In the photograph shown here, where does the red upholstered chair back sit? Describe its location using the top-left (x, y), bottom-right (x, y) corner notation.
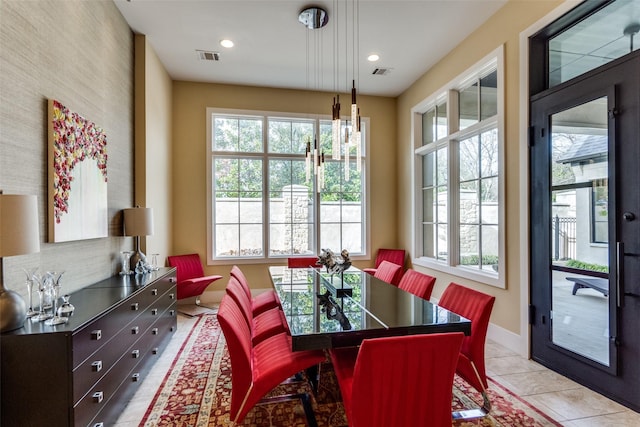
top-left (374, 248), bottom-right (406, 269)
top-left (397, 269), bottom-right (436, 300)
top-left (230, 265), bottom-right (253, 300)
top-left (438, 282), bottom-right (495, 392)
top-left (217, 294), bottom-right (253, 421)
top-left (167, 253), bottom-right (205, 284)
top-left (225, 277), bottom-right (254, 328)
top-left (287, 256), bottom-right (320, 268)
top-left (350, 333), bottom-right (463, 427)
top-left (373, 260), bottom-right (403, 285)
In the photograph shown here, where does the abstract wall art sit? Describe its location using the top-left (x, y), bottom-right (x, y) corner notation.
top-left (48, 99), bottom-right (108, 242)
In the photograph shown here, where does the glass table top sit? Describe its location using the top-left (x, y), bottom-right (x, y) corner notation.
top-left (269, 266), bottom-right (471, 351)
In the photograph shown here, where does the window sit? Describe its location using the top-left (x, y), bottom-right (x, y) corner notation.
top-left (413, 47), bottom-right (504, 287)
top-left (206, 109), bottom-right (367, 263)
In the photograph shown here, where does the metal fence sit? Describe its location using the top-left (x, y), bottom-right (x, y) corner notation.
top-left (553, 215), bottom-right (576, 261)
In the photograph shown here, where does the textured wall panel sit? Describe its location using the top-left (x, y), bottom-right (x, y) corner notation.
top-left (0, 0), bottom-right (134, 297)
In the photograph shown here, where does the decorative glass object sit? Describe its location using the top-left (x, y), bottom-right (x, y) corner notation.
top-left (119, 251), bottom-right (133, 275)
top-left (150, 253), bottom-right (160, 271)
top-left (45, 271), bottom-right (66, 326)
top-left (31, 274), bottom-right (52, 322)
top-left (23, 267), bottom-right (38, 318)
top-left (57, 294), bottom-right (75, 319)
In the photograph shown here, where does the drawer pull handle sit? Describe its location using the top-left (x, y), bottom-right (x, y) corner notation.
top-left (91, 330), bottom-right (102, 341)
top-left (132, 349), bottom-right (140, 358)
top-left (132, 373), bottom-right (140, 382)
top-left (169, 277), bottom-right (176, 283)
top-left (91, 361), bottom-right (103, 372)
top-left (152, 327), bottom-right (159, 335)
top-left (152, 347), bottom-right (159, 355)
top-left (151, 308), bottom-right (158, 316)
top-left (132, 326), bottom-right (139, 334)
top-left (131, 302), bottom-right (139, 311)
top-left (93, 391), bottom-right (104, 403)
top-left (169, 293), bottom-right (175, 299)
top-left (151, 288), bottom-right (158, 296)
top-left (171, 326), bottom-right (175, 332)
top-left (94, 423), bottom-right (104, 427)
top-left (170, 310), bottom-right (175, 316)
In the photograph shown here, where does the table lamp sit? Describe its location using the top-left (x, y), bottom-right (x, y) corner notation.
top-left (123, 206), bottom-right (154, 271)
top-left (0, 193), bottom-right (40, 332)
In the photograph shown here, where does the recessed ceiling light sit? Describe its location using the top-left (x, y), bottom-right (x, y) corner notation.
top-left (367, 54), bottom-right (380, 62)
top-left (220, 39), bottom-right (234, 48)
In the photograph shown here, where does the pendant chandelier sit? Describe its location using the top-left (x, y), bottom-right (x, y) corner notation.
top-left (299, 0), bottom-right (362, 189)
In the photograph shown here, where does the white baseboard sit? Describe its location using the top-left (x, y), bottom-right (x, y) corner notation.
top-left (487, 323), bottom-right (528, 358)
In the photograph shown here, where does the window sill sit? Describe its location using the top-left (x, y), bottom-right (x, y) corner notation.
top-left (412, 257), bottom-right (505, 289)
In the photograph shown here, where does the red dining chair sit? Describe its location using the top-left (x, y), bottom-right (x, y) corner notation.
top-left (372, 260), bottom-right (403, 285)
top-left (167, 253), bottom-right (222, 309)
top-left (287, 256), bottom-right (321, 268)
top-left (230, 265), bottom-right (281, 316)
top-left (397, 268), bottom-right (436, 300)
top-left (363, 248), bottom-right (405, 284)
top-left (330, 333), bottom-right (464, 427)
top-left (225, 277), bottom-right (288, 344)
top-left (217, 294), bottom-right (326, 424)
top-left (438, 282), bottom-right (496, 414)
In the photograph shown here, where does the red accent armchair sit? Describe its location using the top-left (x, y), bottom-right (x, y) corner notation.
top-left (363, 248), bottom-right (405, 285)
top-left (217, 294), bottom-right (325, 424)
top-left (397, 269), bottom-right (436, 300)
top-left (330, 333), bottom-right (464, 426)
top-left (438, 282), bottom-right (496, 413)
top-left (167, 254), bottom-right (222, 307)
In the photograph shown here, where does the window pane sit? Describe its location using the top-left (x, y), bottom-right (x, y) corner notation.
top-left (214, 117), bottom-right (239, 151)
top-left (437, 224), bottom-right (448, 261)
top-left (215, 195), bottom-right (239, 224)
top-left (238, 118), bottom-right (262, 152)
top-left (482, 225), bottom-right (499, 271)
top-left (436, 148), bottom-right (448, 185)
top-left (459, 81), bottom-right (478, 130)
top-left (548, 0), bottom-right (638, 87)
top-left (423, 224), bottom-right (435, 258)
top-left (239, 192), bottom-right (262, 223)
top-left (319, 120), bottom-right (333, 155)
top-left (481, 177), bottom-right (499, 224)
top-left (269, 119), bottom-right (313, 154)
top-left (341, 222), bottom-right (363, 253)
top-left (480, 128), bottom-right (499, 177)
top-left (240, 159), bottom-right (263, 193)
top-left (215, 224), bottom-right (238, 256)
top-left (422, 109), bottom-right (435, 145)
top-left (423, 188), bottom-right (435, 222)
top-left (422, 151), bottom-right (435, 187)
top-left (436, 101), bottom-right (448, 139)
top-left (214, 158), bottom-right (239, 192)
top-left (460, 181), bottom-right (479, 224)
top-left (437, 186), bottom-right (448, 223)
top-left (459, 224), bottom-right (479, 266)
top-left (480, 71), bottom-right (498, 120)
top-left (459, 136), bottom-right (479, 181)
top-left (240, 224), bottom-right (263, 256)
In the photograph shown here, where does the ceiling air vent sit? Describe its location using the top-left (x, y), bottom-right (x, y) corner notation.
top-left (372, 67), bottom-right (391, 76)
top-left (197, 50), bottom-right (220, 61)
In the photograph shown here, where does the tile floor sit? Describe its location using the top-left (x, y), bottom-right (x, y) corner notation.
top-left (115, 304), bottom-right (640, 427)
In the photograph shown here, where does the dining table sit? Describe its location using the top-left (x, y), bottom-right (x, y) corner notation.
top-left (269, 265), bottom-right (472, 351)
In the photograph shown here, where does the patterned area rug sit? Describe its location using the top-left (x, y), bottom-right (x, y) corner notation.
top-left (140, 315), bottom-right (562, 426)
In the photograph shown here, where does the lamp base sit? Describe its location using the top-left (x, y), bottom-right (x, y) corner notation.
top-left (0, 284), bottom-right (27, 333)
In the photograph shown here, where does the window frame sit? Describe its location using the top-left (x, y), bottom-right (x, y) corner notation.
top-left (411, 45), bottom-right (506, 288)
top-left (206, 107), bottom-right (369, 265)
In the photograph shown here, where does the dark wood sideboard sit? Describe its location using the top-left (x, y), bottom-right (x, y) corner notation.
top-left (1, 267), bottom-right (178, 427)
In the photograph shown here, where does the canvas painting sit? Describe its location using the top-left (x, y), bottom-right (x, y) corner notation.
top-left (48, 99), bottom-right (108, 242)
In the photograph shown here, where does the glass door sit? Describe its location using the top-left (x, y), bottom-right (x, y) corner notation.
top-left (529, 52), bottom-right (640, 410)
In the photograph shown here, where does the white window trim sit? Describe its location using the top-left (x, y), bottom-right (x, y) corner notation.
top-left (411, 45), bottom-right (506, 288)
top-left (205, 107), bottom-right (370, 266)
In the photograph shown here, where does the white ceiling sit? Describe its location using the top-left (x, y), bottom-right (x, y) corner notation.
top-left (114, 0), bottom-right (507, 97)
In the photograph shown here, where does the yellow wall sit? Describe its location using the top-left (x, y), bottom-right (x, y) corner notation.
top-left (135, 35), bottom-right (173, 266)
top-left (397, 0), bottom-right (565, 335)
top-left (171, 82), bottom-right (396, 287)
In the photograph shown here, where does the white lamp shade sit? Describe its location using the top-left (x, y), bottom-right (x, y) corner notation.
top-left (0, 194), bottom-right (40, 257)
top-left (123, 207), bottom-right (154, 236)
